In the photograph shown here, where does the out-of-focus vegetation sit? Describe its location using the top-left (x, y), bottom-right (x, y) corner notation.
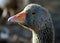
top-left (0, 0), bottom-right (60, 43)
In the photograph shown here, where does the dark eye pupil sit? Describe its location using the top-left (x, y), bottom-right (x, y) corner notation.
top-left (32, 12), bottom-right (36, 14)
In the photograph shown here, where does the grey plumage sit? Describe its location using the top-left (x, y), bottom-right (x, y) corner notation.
top-left (24, 4), bottom-right (55, 43)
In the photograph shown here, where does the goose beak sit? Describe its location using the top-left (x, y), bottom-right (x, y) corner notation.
top-left (8, 11), bottom-right (27, 24)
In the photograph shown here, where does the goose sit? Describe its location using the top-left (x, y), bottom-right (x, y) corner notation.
top-left (8, 4), bottom-right (55, 43)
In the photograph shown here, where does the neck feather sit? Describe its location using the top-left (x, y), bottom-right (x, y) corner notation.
top-left (20, 24), bottom-right (39, 43)
top-left (32, 30), bottom-right (39, 43)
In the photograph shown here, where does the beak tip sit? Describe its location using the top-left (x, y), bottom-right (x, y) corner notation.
top-left (8, 16), bottom-right (14, 22)
top-left (8, 18), bottom-right (10, 22)
top-left (8, 18), bottom-right (11, 23)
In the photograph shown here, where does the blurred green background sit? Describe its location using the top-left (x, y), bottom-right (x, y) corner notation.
top-left (0, 0), bottom-right (60, 43)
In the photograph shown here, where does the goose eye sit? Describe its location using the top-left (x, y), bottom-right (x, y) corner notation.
top-left (32, 12), bottom-right (36, 15)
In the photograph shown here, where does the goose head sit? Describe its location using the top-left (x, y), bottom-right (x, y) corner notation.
top-left (8, 4), bottom-right (52, 32)
top-left (8, 4), bottom-right (54, 43)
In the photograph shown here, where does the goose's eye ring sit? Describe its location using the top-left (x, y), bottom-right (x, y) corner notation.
top-left (32, 12), bottom-right (36, 15)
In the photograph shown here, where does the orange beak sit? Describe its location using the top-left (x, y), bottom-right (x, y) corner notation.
top-left (8, 11), bottom-right (27, 24)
